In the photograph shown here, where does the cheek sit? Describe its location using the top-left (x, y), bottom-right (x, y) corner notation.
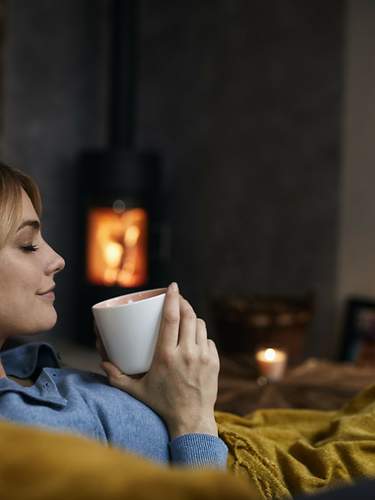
top-left (0, 262), bottom-right (49, 335)
top-left (0, 256), bottom-right (41, 291)
top-left (0, 271), bottom-right (35, 306)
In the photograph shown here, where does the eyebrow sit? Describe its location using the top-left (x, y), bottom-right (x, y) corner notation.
top-left (16, 220), bottom-right (41, 232)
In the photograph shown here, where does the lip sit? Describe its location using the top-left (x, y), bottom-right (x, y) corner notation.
top-left (38, 285), bottom-right (55, 295)
top-left (39, 291), bottom-right (55, 301)
top-left (37, 286), bottom-right (56, 301)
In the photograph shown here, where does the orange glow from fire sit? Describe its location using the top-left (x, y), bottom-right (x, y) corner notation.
top-left (86, 207), bottom-right (148, 287)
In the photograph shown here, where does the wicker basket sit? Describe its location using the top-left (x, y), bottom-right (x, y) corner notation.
top-left (211, 294), bottom-right (314, 366)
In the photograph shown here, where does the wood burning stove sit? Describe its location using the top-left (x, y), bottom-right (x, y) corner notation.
top-left (76, 150), bottom-right (168, 346)
top-left (75, 1), bottom-right (170, 346)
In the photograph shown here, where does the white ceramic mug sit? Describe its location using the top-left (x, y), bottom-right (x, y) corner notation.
top-left (92, 287), bottom-right (167, 375)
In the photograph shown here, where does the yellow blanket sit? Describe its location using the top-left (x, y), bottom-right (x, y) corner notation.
top-left (0, 418), bottom-right (258, 500)
top-left (216, 383), bottom-right (375, 499)
top-left (2, 384), bottom-right (375, 499)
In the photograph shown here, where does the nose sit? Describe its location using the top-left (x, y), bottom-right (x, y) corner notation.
top-left (46, 245), bottom-right (65, 276)
top-left (55, 252), bottom-right (66, 274)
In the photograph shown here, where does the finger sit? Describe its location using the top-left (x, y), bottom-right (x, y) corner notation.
top-left (156, 282), bottom-right (180, 350)
top-left (101, 361), bottom-right (143, 390)
top-left (207, 339), bottom-right (220, 364)
top-left (93, 321), bottom-right (101, 343)
top-left (93, 320), bottom-right (110, 361)
top-left (207, 338), bottom-right (218, 352)
top-left (178, 296), bottom-right (197, 348)
top-left (101, 361), bottom-right (123, 378)
top-left (195, 318), bottom-right (208, 345)
top-left (95, 338), bottom-right (109, 361)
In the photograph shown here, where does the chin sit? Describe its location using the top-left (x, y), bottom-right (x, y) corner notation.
top-left (42, 310), bottom-right (58, 331)
top-left (31, 309), bottom-right (58, 334)
top-left (1, 308), bottom-right (58, 339)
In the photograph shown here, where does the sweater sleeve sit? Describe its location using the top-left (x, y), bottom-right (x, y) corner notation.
top-left (169, 433), bottom-right (228, 469)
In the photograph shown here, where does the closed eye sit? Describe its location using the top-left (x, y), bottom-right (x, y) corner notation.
top-left (21, 244), bottom-right (39, 252)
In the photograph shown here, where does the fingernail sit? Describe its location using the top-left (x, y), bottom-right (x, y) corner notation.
top-left (169, 282), bottom-right (178, 292)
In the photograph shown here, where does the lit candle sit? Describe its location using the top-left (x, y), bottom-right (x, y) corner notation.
top-left (255, 348), bottom-right (288, 382)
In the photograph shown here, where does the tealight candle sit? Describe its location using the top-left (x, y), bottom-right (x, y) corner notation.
top-left (255, 348), bottom-right (288, 382)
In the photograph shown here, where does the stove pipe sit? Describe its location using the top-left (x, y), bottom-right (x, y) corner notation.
top-left (110, 0), bottom-right (138, 148)
top-left (75, 0), bottom-right (168, 346)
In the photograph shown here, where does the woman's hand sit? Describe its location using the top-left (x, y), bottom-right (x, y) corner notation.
top-left (94, 322), bottom-right (109, 363)
top-left (101, 282), bottom-right (220, 440)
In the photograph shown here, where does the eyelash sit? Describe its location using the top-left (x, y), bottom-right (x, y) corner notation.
top-left (22, 244), bottom-right (39, 253)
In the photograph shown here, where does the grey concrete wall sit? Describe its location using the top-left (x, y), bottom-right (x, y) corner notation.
top-left (0, 0), bottom-right (345, 357)
top-left (137, 0), bottom-right (345, 357)
top-left (336, 0), bottom-right (375, 330)
top-left (0, 0), bottom-right (110, 342)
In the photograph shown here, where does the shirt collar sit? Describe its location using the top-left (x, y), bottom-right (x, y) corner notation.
top-left (0, 342), bottom-right (61, 378)
top-left (0, 342), bottom-right (67, 407)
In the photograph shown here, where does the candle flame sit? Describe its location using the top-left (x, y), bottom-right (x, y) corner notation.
top-left (264, 348), bottom-right (276, 362)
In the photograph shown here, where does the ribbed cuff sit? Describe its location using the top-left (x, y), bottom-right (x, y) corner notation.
top-left (169, 433), bottom-right (228, 469)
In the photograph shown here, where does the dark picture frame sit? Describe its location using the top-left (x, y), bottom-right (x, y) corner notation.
top-left (340, 297), bottom-right (375, 363)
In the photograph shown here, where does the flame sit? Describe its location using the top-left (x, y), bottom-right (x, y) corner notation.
top-left (104, 241), bottom-right (123, 268)
top-left (264, 348), bottom-right (276, 362)
top-left (86, 206), bottom-right (148, 287)
top-left (124, 225), bottom-right (140, 247)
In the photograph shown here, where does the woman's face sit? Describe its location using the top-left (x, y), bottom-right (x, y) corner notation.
top-left (0, 189), bottom-right (65, 340)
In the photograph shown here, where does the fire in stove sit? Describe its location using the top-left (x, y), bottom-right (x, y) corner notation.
top-left (86, 204), bottom-right (148, 288)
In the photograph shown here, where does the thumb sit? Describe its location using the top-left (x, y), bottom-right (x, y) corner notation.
top-left (101, 361), bottom-right (142, 397)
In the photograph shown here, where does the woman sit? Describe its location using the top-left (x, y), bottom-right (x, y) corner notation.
top-left (0, 162), bottom-right (228, 468)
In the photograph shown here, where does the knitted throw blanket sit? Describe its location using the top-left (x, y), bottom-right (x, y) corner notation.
top-left (216, 384), bottom-right (375, 499)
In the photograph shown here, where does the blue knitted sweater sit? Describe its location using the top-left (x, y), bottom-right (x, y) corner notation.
top-left (0, 342), bottom-right (228, 468)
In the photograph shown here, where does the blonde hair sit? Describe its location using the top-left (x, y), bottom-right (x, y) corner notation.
top-left (0, 162), bottom-right (42, 248)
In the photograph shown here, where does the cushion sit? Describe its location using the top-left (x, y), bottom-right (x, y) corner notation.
top-left (0, 419), bottom-right (258, 500)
